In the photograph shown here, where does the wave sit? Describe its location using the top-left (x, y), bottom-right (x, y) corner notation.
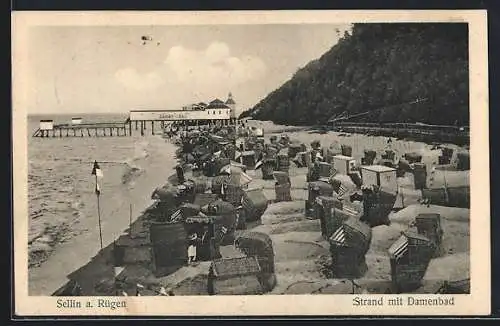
top-left (120, 140), bottom-right (152, 185)
top-left (131, 140), bottom-right (150, 161)
top-left (121, 161), bottom-right (144, 185)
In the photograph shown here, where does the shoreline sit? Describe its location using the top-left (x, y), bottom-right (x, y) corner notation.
top-left (29, 135), bottom-right (178, 295)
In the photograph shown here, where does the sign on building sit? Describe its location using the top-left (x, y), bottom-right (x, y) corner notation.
top-left (129, 109), bottom-right (231, 121)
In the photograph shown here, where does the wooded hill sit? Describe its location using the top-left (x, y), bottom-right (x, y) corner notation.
top-left (240, 23), bottom-right (469, 126)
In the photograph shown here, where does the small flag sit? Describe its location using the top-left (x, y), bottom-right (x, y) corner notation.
top-left (221, 226), bottom-right (228, 234)
top-left (91, 160), bottom-right (103, 178)
top-left (255, 160), bottom-right (263, 170)
top-left (91, 160), bottom-right (103, 195)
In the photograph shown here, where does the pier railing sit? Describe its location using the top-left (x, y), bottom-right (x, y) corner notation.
top-left (32, 121), bottom-right (132, 138)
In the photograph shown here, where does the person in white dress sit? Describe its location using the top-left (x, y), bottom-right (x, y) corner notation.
top-left (187, 233), bottom-right (198, 264)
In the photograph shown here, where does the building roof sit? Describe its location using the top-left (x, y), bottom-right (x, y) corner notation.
top-left (212, 256), bottom-right (261, 277)
top-left (209, 99), bottom-right (225, 105)
top-left (206, 101), bottom-right (230, 109)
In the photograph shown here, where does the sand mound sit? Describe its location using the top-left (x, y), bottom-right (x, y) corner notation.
top-left (370, 224), bottom-right (409, 253)
top-left (270, 231), bottom-right (328, 262)
top-left (364, 254), bottom-right (392, 280)
top-left (275, 259), bottom-right (321, 275)
top-left (281, 280), bottom-right (333, 294)
top-left (390, 204), bottom-right (470, 223)
top-left (261, 213), bottom-right (308, 226)
top-left (424, 252), bottom-right (470, 281)
top-left (263, 201), bottom-right (306, 215)
top-left (173, 274), bottom-right (209, 295)
top-left (269, 220), bottom-right (321, 234)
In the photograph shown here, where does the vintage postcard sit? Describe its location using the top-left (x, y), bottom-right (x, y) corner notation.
top-left (12, 10), bottom-right (490, 316)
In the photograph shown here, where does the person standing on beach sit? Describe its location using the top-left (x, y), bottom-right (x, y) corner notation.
top-left (187, 233), bottom-right (198, 265)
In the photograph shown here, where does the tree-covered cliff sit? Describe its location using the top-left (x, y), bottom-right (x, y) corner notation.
top-left (240, 23), bottom-right (469, 126)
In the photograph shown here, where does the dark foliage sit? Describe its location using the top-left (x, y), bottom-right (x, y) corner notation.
top-left (240, 23), bottom-right (468, 126)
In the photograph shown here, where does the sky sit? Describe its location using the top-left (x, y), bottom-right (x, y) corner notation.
top-left (26, 24), bottom-right (351, 115)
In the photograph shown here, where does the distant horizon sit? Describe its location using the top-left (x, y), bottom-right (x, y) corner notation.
top-left (28, 112), bottom-right (129, 117)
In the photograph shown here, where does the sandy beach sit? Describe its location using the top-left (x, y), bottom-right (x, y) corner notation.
top-left (171, 121), bottom-right (469, 295)
top-left (31, 118), bottom-right (470, 296)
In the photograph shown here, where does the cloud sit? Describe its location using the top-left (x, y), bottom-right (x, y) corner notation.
top-left (164, 42), bottom-right (266, 88)
top-left (115, 67), bottom-right (163, 91)
top-left (114, 41), bottom-right (266, 98)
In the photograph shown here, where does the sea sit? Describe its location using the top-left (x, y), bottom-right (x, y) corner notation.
top-left (27, 113), bottom-right (178, 295)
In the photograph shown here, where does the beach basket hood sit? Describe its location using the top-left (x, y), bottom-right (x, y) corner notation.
top-left (219, 163), bottom-right (245, 175)
top-left (234, 231), bottom-right (275, 274)
top-left (151, 186), bottom-right (176, 201)
top-left (230, 171), bottom-right (253, 186)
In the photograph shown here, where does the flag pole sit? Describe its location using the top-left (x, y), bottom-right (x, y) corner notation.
top-left (96, 173), bottom-right (103, 250)
top-left (129, 203), bottom-right (132, 237)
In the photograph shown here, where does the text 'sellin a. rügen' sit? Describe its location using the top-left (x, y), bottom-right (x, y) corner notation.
top-left (57, 298), bottom-right (127, 310)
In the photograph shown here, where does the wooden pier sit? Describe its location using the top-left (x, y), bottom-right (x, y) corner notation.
top-left (33, 117), bottom-right (237, 138)
top-left (32, 121), bottom-right (132, 138)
